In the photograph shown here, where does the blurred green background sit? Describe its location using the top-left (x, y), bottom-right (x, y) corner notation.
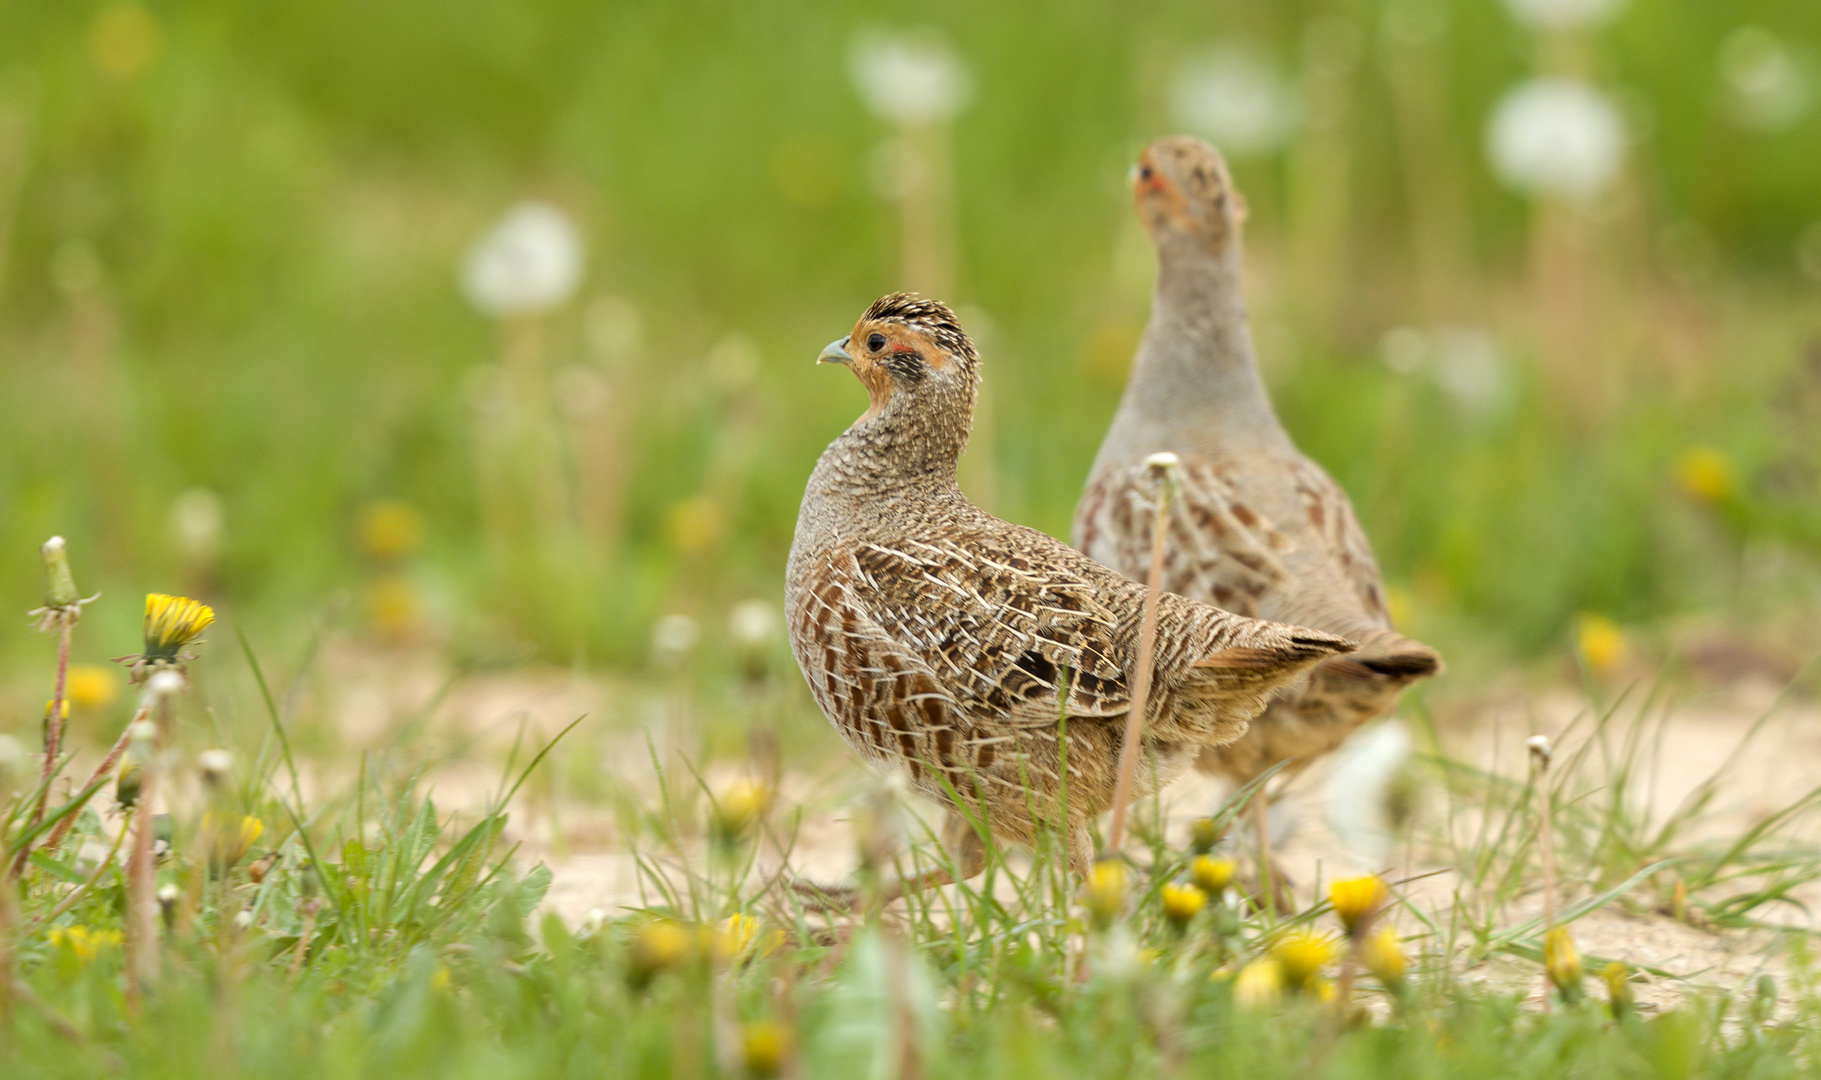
top-left (1, 0), bottom-right (1817, 689)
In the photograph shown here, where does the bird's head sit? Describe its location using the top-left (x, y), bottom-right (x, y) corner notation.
top-left (819, 293), bottom-right (979, 432)
top-left (1130, 136), bottom-right (1247, 257)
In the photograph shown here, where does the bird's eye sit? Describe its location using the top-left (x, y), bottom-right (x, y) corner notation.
top-left (1139, 166), bottom-right (1153, 181)
top-left (867, 333), bottom-right (886, 352)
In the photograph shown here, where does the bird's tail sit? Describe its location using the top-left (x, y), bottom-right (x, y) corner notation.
top-left (1164, 622), bottom-right (1356, 746)
top-left (1310, 628), bottom-right (1441, 686)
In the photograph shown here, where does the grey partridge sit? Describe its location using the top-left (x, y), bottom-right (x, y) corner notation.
top-left (786, 293), bottom-right (1354, 897)
top-left (1073, 137), bottom-right (1441, 833)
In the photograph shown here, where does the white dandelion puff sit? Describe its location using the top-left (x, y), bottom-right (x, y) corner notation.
top-left (1170, 44), bottom-right (1300, 157)
top-left (1721, 26), bottom-right (1815, 133)
top-left (1500, 0), bottom-right (1624, 32)
top-left (1487, 77), bottom-right (1625, 201)
top-left (848, 29), bottom-right (972, 126)
top-left (461, 201), bottom-right (584, 317)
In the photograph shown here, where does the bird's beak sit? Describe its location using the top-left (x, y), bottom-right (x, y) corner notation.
top-left (818, 337), bottom-right (852, 365)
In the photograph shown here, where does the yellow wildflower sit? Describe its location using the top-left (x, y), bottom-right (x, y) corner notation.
top-left (1329, 875), bottom-right (1388, 936)
top-left (359, 500), bottom-right (425, 561)
top-left (1191, 855), bottom-right (1235, 896)
top-left (365, 574), bottom-right (421, 639)
top-left (712, 781), bottom-right (770, 840)
top-left (706, 913), bottom-right (778, 963)
top-left (1544, 925), bottom-right (1584, 1001)
top-left (629, 920), bottom-right (692, 986)
top-left (666, 495), bottom-right (726, 554)
top-left (1362, 927), bottom-right (1407, 989)
top-left (1188, 817), bottom-right (1221, 854)
top-left (1602, 961), bottom-right (1632, 1018)
top-left (1161, 883), bottom-right (1207, 926)
top-left (48, 925), bottom-right (123, 964)
top-left (204, 813), bottom-right (264, 872)
top-left (1082, 859), bottom-right (1127, 928)
top-left (1233, 958), bottom-right (1283, 1009)
top-left (1575, 614), bottom-right (1628, 677)
top-left (1270, 931), bottom-right (1337, 991)
top-left (1674, 446), bottom-right (1734, 503)
top-left (132, 593), bottom-right (214, 679)
top-left (741, 1019), bottom-right (793, 1077)
top-left (67, 664), bottom-right (120, 710)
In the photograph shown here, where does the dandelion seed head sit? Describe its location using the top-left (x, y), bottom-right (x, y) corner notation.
top-left (1487, 78), bottom-right (1625, 201)
top-left (849, 29), bottom-right (972, 125)
top-left (146, 670), bottom-right (186, 700)
top-left (171, 488), bottom-right (225, 564)
top-left (1500, 0), bottom-right (1624, 31)
top-left (1721, 26), bottom-right (1814, 131)
top-left (1170, 45), bottom-right (1300, 157)
top-left (461, 201), bottom-right (584, 317)
top-left (198, 748), bottom-right (233, 783)
top-left (650, 614), bottom-right (700, 668)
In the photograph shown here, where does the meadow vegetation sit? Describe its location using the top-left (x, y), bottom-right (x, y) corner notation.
top-left (2, 0), bottom-right (1820, 1075)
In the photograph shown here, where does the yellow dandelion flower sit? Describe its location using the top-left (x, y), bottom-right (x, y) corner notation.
top-left (1270, 931), bottom-right (1337, 990)
top-left (67, 664), bottom-right (120, 710)
top-left (741, 1019), bottom-right (793, 1077)
top-left (365, 574), bottom-right (421, 639)
top-left (1362, 927), bottom-right (1407, 989)
top-left (629, 920), bottom-right (692, 985)
top-left (1191, 855), bottom-right (1235, 896)
top-left (666, 495), bottom-right (726, 554)
top-left (204, 813), bottom-right (263, 872)
top-left (1575, 613), bottom-right (1628, 677)
top-left (1233, 958), bottom-right (1283, 1009)
top-left (711, 781), bottom-right (770, 840)
top-left (1674, 446), bottom-right (1734, 503)
top-left (705, 912), bottom-right (773, 963)
top-left (1329, 875), bottom-right (1389, 936)
top-left (1602, 961), bottom-right (1632, 1018)
top-left (1082, 859), bottom-right (1127, 928)
top-left (1161, 882), bottom-right (1207, 926)
top-left (1544, 925), bottom-right (1584, 1001)
top-left (359, 500), bottom-right (425, 561)
top-left (48, 925), bottom-right (123, 964)
top-left (141, 593), bottom-right (214, 664)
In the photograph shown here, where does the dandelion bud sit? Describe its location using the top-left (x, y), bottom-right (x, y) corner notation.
top-left (198, 748), bottom-right (233, 787)
top-left (1544, 926), bottom-right (1584, 1001)
top-left (1362, 927), bottom-right (1407, 989)
top-left (1269, 931), bottom-right (1337, 992)
top-left (712, 780), bottom-right (769, 841)
top-left (115, 763), bottom-right (144, 809)
top-left (41, 536), bottom-right (81, 609)
top-left (1161, 882), bottom-right (1207, 927)
top-left (1329, 875), bottom-right (1389, 937)
top-left (1190, 855), bottom-right (1235, 896)
top-left (628, 920), bottom-right (692, 987)
top-left (1188, 816), bottom-right (1221, 854)
top-left (1082, 859), bottom-right (1127, 929)
top-left (741, 1019), bottom-right (793, 1077)
top-left (1602, 961), bottom-right (1632, 1018)
top-left (137, 595), bottom-right (214, 679)
top-left (205, 813), bottom-right (264, 875)
top-left (1525, 734), bottom-right (1553, 767)
top-left (1143, 451), bottom-right (1182, 501)
top-left (1233, 958), bottom-right (1283, 1009)
top-left (156, 882), bottom-right (180, 930)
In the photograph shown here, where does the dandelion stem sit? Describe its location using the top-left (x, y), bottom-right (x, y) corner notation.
top-left (11, 621), bottom-right (76, 880)
top-left (1106, 462), bottom-right (1175, 857)
top-left (40, 708), bottom-right (141, 857)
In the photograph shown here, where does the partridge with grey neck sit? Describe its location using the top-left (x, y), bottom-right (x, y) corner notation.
top-left (787, 293), bottom-right (1354, 900)
top-left (1074, 137), bottom-right (1441, 816)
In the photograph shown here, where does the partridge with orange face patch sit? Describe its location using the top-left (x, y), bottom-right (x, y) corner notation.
top-left (1075, 137), bottom-right (1440, 832)
top-left (786, 293), bottom-right (1355, 902)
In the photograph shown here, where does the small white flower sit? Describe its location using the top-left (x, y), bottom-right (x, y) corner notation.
top-left (156, 882), bottom-right (180, 904)
top-left (172, 488), bottom-right (224, 564)
top-left (1170, 44), bottom-right (1300, 157)
top-left (1487, 77), bottom-right (1625, 201)
top-left (849, 29), bottom-right (972, 125)
top-left (728, 600), bottom-right (778, 652)
top-left (234, 909), bottom-right (253, 930)
top-left (198, 748), bottom-right (233, 782)
top-left (1500, 0), bottom-right (1624, 31)
top-left (651, 614), bottom-right (700, 667)
top-left (581, 908), bottom-right (607, 935)
top-left (461, 201), bottom-right (584, 317)
top-left (1721, 27), bottom-right (1815, 132)
top-left (147, 670), bottom-right (186, 700)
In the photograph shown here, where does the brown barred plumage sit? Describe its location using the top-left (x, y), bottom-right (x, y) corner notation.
top-left (788, 294), bottom-right (1354, 894)
top-left (1074, 137), bottom-right (1442, 802)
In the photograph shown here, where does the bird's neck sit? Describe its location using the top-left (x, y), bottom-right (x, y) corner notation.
top-left (1119, 238), bottom-right (1288, 452)
top-left (806, 394), bottom-right (972, 504)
